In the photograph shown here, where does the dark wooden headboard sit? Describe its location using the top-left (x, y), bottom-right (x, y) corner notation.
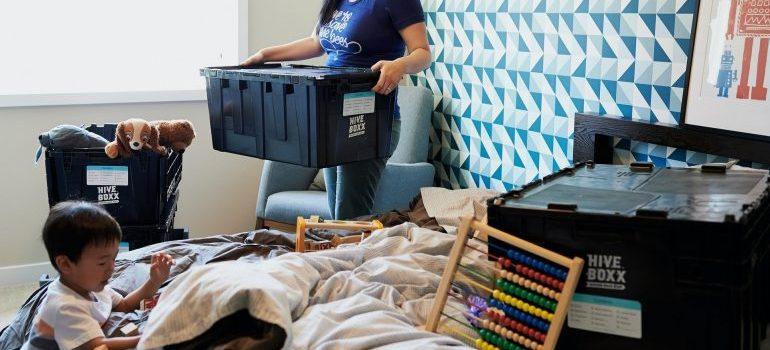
top-left (573, 113), bottom-right (770, 165)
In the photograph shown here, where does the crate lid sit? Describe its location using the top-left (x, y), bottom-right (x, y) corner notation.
top-left (494, 163), bottom-right (770, 224)
top-left (200, 63), bottom-right (378, 84)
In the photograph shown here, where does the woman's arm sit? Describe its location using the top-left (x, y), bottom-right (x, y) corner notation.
top-left (241, 34), bottom-right (324, 66)
top-left (371, 22), bottom-right (432, 94)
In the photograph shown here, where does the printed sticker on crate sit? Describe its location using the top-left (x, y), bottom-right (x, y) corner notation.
top-left (567, 293), bottom-right (642, 339)
top-left (86, 165), bottom-right (129, 186)
top-left (342, 91), bottom-right (375, 116)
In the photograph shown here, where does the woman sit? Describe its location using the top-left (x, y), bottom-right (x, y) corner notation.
top-left (243, 0), bottom-right (432, 220)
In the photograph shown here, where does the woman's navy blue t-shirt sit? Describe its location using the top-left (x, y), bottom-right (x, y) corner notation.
top-left (317, 0), bottom-right (425, 68)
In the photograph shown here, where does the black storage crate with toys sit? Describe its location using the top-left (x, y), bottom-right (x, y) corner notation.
top-left (44, 123), bottom-right (184, 248)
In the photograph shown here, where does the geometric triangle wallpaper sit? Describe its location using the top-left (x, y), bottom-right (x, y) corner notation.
top-left (407, 0), bottom-right (759, 191)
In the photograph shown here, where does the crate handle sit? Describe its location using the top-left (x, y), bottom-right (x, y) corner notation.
top-left (348, 82), bottom-right (375, 91)
top-left (547, 203), bottom-right (578, 211)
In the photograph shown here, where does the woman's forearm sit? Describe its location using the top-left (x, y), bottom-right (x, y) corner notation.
top-left (259, 37), bottom-right (325, 62)
top-left (394, 47), bottom-right (432, 74)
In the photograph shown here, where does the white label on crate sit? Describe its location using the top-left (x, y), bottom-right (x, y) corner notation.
top-left (119, 242), bottom-right (130, 253)
top-left (348, 115), bottom-right (366, 138)
top-left (342, 91), bottom-right (375, 116)
top-left (87, 165), bottom-right (128, 186)
top-left (568, 293), bottom-right (642, 339)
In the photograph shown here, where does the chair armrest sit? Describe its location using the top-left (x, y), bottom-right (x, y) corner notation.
top-left (256, 161), bottom-right (319, 218)
top-left (372, 162), bottom-right (435, 214)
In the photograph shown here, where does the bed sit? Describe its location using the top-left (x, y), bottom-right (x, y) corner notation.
top-left (0, 191), bottom-right (494, 350)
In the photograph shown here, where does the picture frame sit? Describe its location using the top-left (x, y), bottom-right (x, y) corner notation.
top-left (683, 0), bottom-right (770, 138)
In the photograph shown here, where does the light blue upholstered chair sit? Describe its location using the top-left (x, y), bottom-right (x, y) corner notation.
top-left (255, 85), bottom-right (435, 228)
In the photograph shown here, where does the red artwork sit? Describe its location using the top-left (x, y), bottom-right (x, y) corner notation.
top-left (725, 0), bottom-right (770, 100)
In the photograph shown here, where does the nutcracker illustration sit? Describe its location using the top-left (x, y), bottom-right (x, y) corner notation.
top-left (717, 48), bottom-right (738, 97)
top-left (725, 0), bottom-right (770, 100)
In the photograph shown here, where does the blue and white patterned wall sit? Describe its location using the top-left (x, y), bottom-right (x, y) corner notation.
top-left (409, 0), bottom-right (735, 191)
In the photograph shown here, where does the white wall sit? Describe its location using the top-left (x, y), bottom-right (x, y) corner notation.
top-left (0, 0), bottom-right (321, 280)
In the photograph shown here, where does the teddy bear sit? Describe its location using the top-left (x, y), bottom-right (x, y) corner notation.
top-left (105, 118), bottom-right (196, 159)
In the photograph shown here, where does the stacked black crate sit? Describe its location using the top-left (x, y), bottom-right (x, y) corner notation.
top-left (44, 124), bottom-right (187, 250)
top-left (488, 163), bottom-right (770, 350)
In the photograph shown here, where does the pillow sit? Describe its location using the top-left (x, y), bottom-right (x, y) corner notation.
top-left (308, 170), bottom-right (326, 191)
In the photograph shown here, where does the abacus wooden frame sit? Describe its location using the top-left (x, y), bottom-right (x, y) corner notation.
top-left (295, 216), bottom-right (384, 253)
top-left (426, 217), bottom-right (584, 350)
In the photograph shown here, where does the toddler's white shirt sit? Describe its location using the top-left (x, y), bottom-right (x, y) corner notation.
top-left (35, 278), bottom-right (122, 349)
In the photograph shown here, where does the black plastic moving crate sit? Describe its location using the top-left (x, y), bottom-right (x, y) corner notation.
top-left (200, 64), bottom-right (396, 168)
top-left (487, 162), bottom-right (770, 350)
top-left (120, 192), bottom-right (187, 250)
top-left (45, 124), bottom-right (183, 226)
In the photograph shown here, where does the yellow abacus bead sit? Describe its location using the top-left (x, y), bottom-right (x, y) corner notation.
top-left (506, 295), bottom-right (514, 304)
top-left (555, 292), bottom-right (561, 299)
top-left (547, 313), bottom-right (554, 321)
top-left (475, 338), bottom-right (483, 348)
top-left (493, 290), bottom-right (500, 299)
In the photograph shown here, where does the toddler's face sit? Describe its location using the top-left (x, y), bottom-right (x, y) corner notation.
top-left (65, 240), bottom-right (119, 293)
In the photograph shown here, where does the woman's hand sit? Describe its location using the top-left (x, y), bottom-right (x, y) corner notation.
top-left (241, 50), bottom-right (265, 66)
top-left (149, 252), bottom-right (174, 286)
top-left (371, 59), bottom-right (406, 95)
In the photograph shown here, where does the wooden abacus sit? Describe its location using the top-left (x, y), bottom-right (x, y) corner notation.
top-left (426, 217), bottom-right (584, 350)
top-left (295, 216), bottom-right (383, 253)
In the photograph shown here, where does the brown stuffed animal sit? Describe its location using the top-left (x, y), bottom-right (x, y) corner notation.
top-left (105, 118), bottom-right (195, 159)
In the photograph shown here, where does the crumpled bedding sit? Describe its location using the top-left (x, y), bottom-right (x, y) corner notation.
top-left (138, 223), bottom-right (475, 350)
top-left (0, 231), bottom-right (295, 350)
top-left (0, 194), bottom-right (474, 349)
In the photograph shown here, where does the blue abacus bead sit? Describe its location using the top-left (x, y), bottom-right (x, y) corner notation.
top-left (507, 250), bottom-right (515, 259)
top-left (545, 265), bottom-right (554, 274)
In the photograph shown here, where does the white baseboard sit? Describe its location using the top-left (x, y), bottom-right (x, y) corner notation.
top-left (0, 262), bottom-right (56, 287)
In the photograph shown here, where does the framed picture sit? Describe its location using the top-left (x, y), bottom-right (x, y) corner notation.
top-left (684, 0), bottom-right (770, 138)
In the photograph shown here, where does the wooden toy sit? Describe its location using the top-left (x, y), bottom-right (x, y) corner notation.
top-left (295, 216), bottom-right (383, 253)
top-left (426, 217), bottom-right (584, 350)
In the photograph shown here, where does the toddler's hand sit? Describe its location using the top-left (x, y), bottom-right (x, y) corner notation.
top-left (149, 252), bottom-right (174, 286)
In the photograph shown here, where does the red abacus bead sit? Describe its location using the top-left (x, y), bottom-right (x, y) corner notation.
top-left (505, 259), bottom-right (513, 268)
top-left (516, 324), bottom-right (525, 332)
top-left (558, 281), bottom-right (565, 290)
top-left (528, 329), bottom-right (536, 338)
top-left (540, 334), bottom-right (546, 342)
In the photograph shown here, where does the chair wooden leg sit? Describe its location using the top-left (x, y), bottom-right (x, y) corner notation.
top-left (255, 217), bottom-right (265, 230)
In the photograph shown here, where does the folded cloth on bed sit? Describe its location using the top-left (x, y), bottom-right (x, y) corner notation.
top-left (138, 224), bottom-right (474, 350)
top-left (420, 187), bottom-right (501, 229)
